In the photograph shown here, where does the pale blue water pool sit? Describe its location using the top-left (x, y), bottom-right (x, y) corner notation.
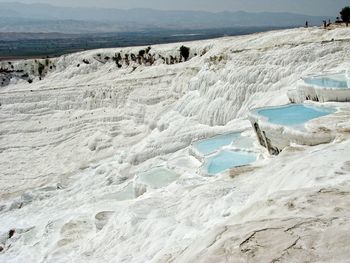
top-left (256, 104), bottom-right (336, 127)
top-left (194, 133), bottom-right (243, 155)
top-left (304, 74), bottom-right (349, 89)
top-left (206, 150), bottom-right (256, 175)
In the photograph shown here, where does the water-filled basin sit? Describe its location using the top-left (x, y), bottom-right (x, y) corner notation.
top-left (194, 132), bottom-right (252, 155)
top-left (256, 104), bottom-right (335, 127)
top-left (136, 167), bottom-right (179, 189)
top-left (206, 150), bottom-right (256, 175)
top-left (113, 183), bottom-right (135, 201)
top-left (304, 74), bottom-right (349, 89)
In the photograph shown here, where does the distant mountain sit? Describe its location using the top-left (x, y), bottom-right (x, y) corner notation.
top-left (0, 2), bottom-right (334, 33)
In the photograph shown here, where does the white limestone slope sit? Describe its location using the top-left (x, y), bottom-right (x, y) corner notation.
top-left (1, 27), bottom-right (350, 262)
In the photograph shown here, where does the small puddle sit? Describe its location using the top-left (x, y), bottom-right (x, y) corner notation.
top-left (113, 183), bottom-right (135, 201)
top-left (135, 167), bottom-right (179, 189)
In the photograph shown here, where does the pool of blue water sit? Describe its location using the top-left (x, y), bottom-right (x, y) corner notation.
top-left (194, 133), bottom-right (242, 155)
top-left (256, 104), bottom-right (336, 127)
top-left (206, 150), bottom-right (256, 175)
top-left (304, 74), bottom-right (349, 89)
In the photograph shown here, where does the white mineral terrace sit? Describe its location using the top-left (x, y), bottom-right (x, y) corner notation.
top-left (1, 27), bottom-right (350, 262)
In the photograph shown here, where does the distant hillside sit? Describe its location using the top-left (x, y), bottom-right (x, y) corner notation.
top-left (0, 27), bottom-right (288, 59)
top-left (0, 2), bottom-right (334, 33)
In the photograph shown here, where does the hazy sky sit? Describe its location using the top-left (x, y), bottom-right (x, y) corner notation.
top-left (1, 0), bottom-right (349, 16)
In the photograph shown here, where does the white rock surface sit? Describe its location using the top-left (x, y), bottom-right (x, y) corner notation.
top-left (1, 27), bottom-right (350, 262)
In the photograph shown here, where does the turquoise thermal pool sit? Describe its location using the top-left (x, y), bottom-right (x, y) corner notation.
top-left (206, 150), bottom-right (257, 175)
top-left (255, 104), bottom-right (336, 127)
top-left (194, 132), bottom-right (252, 155)
top-left (304, 74), bottom-right (349, 89)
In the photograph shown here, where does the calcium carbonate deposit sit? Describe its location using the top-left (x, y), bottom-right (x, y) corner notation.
top-left (1, 27), bottom-right (350, 262)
